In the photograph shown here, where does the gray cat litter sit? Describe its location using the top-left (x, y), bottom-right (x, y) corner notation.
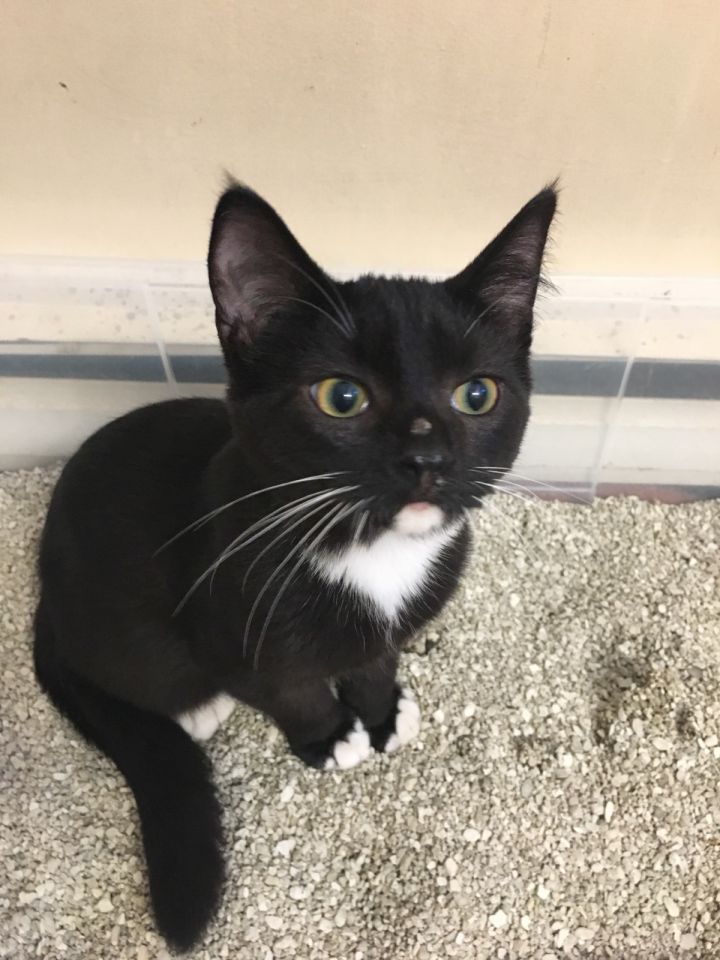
top-left (1, 465), bottom-right (719, 959)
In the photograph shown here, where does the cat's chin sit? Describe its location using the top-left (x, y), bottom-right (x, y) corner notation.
top-left (392, 502), bottom-right (446, 537)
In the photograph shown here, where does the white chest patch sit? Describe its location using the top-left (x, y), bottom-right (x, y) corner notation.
top-left (310, 519), bottom-right (464, 621)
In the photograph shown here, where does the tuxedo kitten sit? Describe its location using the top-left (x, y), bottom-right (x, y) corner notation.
top-left (34, 182), bottom-right (556, 949)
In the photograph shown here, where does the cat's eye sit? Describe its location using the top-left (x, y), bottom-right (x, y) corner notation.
top-left (451, 377), bottom-right (498, 415)
top-left (312, 378), bottom-right (369, 418)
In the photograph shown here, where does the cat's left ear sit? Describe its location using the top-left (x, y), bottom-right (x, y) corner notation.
top-left (445, 184), bottom-right (558, 335)
top-left (208, 182), bottom-right (330, 349)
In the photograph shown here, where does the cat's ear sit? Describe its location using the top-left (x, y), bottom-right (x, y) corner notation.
top-left (208, 183), bottom-right (326, 348)
top-left (445, 184), bottom-right (558, 335)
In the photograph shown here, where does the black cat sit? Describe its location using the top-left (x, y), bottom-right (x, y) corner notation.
top-left (33, 181), bottom-right (556, 950)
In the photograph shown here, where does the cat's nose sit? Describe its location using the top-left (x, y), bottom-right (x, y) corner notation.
top-left (400, 452), bottom-right (454, 477)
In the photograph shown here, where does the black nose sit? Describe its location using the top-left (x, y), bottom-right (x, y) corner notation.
top-left (400, 452), bottom-right (453, 477)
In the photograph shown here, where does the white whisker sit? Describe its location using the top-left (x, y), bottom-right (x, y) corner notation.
top-left (155, 471), bottom-right (347, 554)
top-left (241, 495), bottom-right (346, 591)
top-left (473, 472), bottom-right (548, 505)
top-left (352, 508), bottom-right (370, 546)
top-left (325, 276), bottom-right (355, 336)
top-left (209, 486), bottom-right (357, 593)
top-left (470, 478), bottom-right (540, 509)
top-left (474, 467), bottom-right (589, 504)
top-left (209, 486), bottom-right (350, 565)
top-left (173, 486), bottom-right (357, 615)
top-left (274, 295), bottom-right (349, 339)
top-left (462, 294), bottom-right (516, 339)
top-left (251, 499), bottom-right (368, 669)
top-left (243, 501), bottom-right (345, 659)
top-left (274, 254), bottom-right (355, 337)
top-left (492, 478), bottom-right (544, 502)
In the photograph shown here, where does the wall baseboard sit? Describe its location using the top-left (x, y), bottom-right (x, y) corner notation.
top-left (1, 256), bottom-right (718, 494)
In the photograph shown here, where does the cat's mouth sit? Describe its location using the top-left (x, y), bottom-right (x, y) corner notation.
top-left (393, 501), bottom-right (446, 537)
top-left (353, 476), bottom-right (481, 544)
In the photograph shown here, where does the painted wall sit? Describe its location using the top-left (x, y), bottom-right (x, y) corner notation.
top-left (2, 0), bottom-right (719, 275)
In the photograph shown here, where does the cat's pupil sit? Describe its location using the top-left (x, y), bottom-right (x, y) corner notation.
top-left (466, 380), bottom-right (488, 411)
top-left (331, 381), bottom-right (359, 414)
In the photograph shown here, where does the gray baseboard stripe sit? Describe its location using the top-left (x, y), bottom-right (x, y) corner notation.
top-left (625, 360), bottom-right (720, 400)
top-left (0, 346), bottom-right (718, 400)
top-left (0, 352), bottom-right (166, 381)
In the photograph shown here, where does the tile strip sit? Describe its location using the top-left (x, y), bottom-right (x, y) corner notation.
top-left (531, 358), bottom-right (627, 396)
top-left (169, 353), bottom-right (225, 384)
top-left (625, 360), bottom-right (720, 400)
top-left (0, 352), bottom-right (165, 382)
top-left (0, 347), bottom-right (718, 399)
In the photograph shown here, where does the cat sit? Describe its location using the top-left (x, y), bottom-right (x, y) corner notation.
top-left (33, 180), bottom-right (556, 950)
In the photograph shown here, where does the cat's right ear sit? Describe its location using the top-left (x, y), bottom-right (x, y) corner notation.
top-left (208, 183), bottom-right (324, 349)
top-left (444, 184), bottom-right (558, 339)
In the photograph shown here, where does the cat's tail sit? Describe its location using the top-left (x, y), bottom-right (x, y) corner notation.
top-left (32, 599), bottom-right (224, 952)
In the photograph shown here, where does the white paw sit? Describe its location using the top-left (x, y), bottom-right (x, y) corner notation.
top-left (324, 719), bottom-right (372, 771)
top-left (384, 689), bottom-right (421, 753)
top-left (176, 693), bottom-right (235, 741)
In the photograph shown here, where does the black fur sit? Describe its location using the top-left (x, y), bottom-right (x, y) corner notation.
top-left (34, 600), bottom-right (223, 951)
top-left (34, 182), bottom-right (556, 949)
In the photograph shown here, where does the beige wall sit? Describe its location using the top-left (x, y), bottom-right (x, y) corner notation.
top-left (2, 0), bottom-right (719, 276)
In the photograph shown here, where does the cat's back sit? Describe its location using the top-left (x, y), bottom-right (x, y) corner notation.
top-left (54, 396), bottom-right (229, 496)
top-left (76, 396), bottom-right (228, 465)
top-left (41, 398), bottom-right (231, 573)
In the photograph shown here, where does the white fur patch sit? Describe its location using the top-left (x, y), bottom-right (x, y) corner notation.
top-left (385, 690), bottom-right (422, 753)
top-left (176, 693), bottom-right (235, 741)
top-left (310, 517), bottom-right (463, 621)
top-left (393, 503), bottom-right (445, 536)
top-left (324, 719), bottom-right (372, 771)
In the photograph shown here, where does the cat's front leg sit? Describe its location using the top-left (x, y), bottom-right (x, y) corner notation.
top-left (338, 653), bottom-right (422, 756)
top-left (237, 676), bottom-right (372, 771)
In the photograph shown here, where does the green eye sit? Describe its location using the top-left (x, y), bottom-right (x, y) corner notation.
top-left (452, 377), bottom-right (498, 415)
top-left (312, 378), bottom-right (369, 418)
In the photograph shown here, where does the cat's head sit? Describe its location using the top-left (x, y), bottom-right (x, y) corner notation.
top-left (207, 182), bottom-right (556, 544)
